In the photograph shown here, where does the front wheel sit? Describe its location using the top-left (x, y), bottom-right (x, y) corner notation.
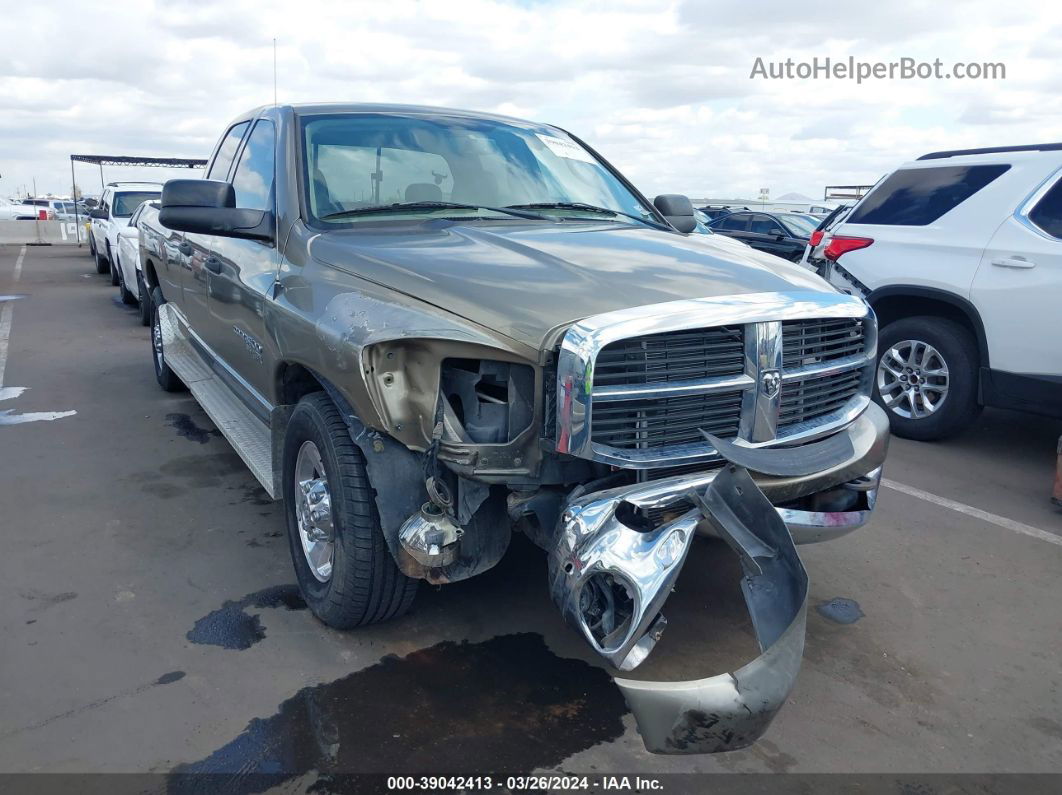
top-left (137, 273), bottom-right (151, 326)
top-left (94, 238), bottom-right (108, 274)
top-left (108, 245), bottom-right (120, 286)
top-left (874, 316), bottom-right (981, 440)
top-left (118, 258), bottom-right (136, 305)
top-left (283, 393), bottom-right (418, 629)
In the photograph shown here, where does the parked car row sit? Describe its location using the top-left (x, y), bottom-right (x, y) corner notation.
top-left (85, 181), bottom-right (160, 325)
top-left (0, 197), bottom-right (88, 221)
top-left (798, 144), bottom-right (1062, 439)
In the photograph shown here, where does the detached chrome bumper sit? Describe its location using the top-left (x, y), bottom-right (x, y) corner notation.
top-left (548, 404), bottom-right (888, 754)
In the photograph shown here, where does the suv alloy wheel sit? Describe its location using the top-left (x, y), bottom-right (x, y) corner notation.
top-left (873, 315), bottom-right (981, 440)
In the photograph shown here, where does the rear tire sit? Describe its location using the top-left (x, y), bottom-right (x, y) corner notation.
top-left (94, 239), bottom-right (108, 274)
top-left (150, 289), bottom-right (185, 393)
top-left (283, 393), bottom-right (418, 629)
top-left (874, 315), bottom-right (981, 440)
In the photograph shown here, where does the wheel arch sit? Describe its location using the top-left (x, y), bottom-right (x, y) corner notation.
top-left (142, 257), bottom-right (160, 293)
top-left (868, 285), bottom-right (989, 368)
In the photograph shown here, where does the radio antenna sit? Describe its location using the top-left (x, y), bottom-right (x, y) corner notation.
top-left (272, 37), bottom-right (278, 105)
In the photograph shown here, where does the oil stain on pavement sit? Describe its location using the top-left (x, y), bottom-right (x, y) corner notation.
top-left (167, 413), bottom-right (222, 444)
top-left (186, 585), bottom-right (307, 650)
top-left (169, 633), bottom-right (627, 791)
top-left (816, 597), bottom-right (864, 625)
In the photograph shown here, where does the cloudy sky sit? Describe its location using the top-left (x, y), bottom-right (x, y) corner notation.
top-left (2, 0), bottom-right (1060, 200)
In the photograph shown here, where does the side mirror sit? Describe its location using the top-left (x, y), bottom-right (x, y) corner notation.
top-left (653, 194), bottom-right (696, 233)
top-left (159, 179), bottom-right (273, 242)
top-left (89, 209), bottom-right (107, 220)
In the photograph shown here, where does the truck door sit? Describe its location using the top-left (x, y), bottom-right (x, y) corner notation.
top-left (200, 117), bottom-right (278, 405)
top-left (747, 214), bottom-right (789, 258)
top-left (972, 172), bottom-right (1062, 379)
top-left (181, 121), bottom-right (250, 342)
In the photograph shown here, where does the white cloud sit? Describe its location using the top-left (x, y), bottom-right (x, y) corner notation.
top-left (1, 0), bottom-right (1060, 200)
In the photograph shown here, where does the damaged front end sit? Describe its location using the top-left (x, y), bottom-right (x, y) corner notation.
top-left (547, 423), bottom-right (886, 755)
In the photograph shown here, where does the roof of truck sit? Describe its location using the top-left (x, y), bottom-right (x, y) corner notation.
top-left (235, 102), bottom-right (543, 128)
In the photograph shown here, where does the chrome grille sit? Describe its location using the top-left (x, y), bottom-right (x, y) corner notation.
top-left (594, 326), bottom-right (744, 386)
top-left (555, 293), bottom-right (874, 469)
top-left (782, 318), bottom-right (865, 369)
top-left (590, 391), bottom-right (743, 450)
top-left (778, 370), bottom-right (864, 427)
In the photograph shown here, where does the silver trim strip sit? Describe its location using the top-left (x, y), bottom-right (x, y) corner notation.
top-left (592, 373), bottom-right (753, 402)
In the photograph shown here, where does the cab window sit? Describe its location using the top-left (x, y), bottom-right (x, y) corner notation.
top-left (207, 122), bottom-right (251, 180)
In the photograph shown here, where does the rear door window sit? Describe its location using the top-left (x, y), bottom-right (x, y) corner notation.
top-left (847, 164), bottom-right (1010, 226)
top-left (1028, 177), bottom-right (1062, 239)
top-left (207, 122), bottom-right (251, 180)
top-left (231, 120), bottom-right (276, 211)
top-left (749, 214), bottom-right (782, 235)
top-left (716, 213), bottom-right (749, 231)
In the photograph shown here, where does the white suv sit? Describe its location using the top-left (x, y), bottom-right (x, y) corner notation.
top-left (805, 144), bottom-right (1062, 440)
top-left (89, 182), bottom-right (161, 280)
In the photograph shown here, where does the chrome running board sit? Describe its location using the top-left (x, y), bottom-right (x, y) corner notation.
top-left (157, 303), bottom-right (277, 498)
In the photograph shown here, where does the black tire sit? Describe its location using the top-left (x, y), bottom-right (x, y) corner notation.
top-left (118, 258), bottom-right (136, 305)
top-left (283, 393), bottom-right (418, 629)
top-left (874, 315), bottom-right (981, 441)
top-left (137, 273), bottom-right (151, 326)
top-left (108, 245), bottom-right (120, 286)
top-left (150, 288), bottom-right (185, 393)
top-left (94, 239), bottom-right (108, 274)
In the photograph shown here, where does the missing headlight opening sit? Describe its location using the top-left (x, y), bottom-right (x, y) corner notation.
top-left (440, 358), bottom-right (534, 444)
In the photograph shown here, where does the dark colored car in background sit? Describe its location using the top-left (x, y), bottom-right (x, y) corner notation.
top-left (697, 205), bottom-right (741, 221)
top-left (708, 210), bottom-right (819, 261)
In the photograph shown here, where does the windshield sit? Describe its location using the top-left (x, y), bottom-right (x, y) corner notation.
top-left (779, 214), bottom-right (818, 236)
top-left (113, 191), bottom-right (160, 217)
top-left (301, 113), bottom-right (655, 226)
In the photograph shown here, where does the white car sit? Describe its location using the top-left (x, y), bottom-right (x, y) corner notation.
top-left (113, 202), bottom-right (155, 326)
top-left (89, 182), bottom-right (161, 280)
top-left (810, 143), bottom-right (1062, 440)
top-left (0, 199), bottom-right (28, 220)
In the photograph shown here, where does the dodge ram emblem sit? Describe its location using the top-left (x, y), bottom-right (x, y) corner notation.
top-left (761, 369), bottom-right (781, 399)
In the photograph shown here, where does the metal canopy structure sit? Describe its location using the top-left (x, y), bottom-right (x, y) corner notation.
top-left (70, 154), bottom-right (206, 169)
top-left (823, 184), bottom-right (874, 201)
top-left (67, 153), bottom-right (207, 246)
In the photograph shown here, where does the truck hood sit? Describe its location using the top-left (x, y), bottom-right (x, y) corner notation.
top-left (309, 220), bottom-right (831, 350)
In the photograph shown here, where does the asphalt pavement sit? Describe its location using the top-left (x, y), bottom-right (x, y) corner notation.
top-left (1, 245), bottom-right (1060, 785)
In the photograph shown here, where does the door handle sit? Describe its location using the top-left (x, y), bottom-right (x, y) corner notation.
top-left (178, 241), bottom-right (193, 256)
top-left (204, 256), bottom-right (222, 274)
top-left (991, 255), bottom-right (1035, 269)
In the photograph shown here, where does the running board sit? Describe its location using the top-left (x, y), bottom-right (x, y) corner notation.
top-left (158, 303), bottom-right (278, 498)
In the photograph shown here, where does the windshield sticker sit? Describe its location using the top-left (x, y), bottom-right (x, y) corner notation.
top-left (535, 133), bottom-right (597, 164)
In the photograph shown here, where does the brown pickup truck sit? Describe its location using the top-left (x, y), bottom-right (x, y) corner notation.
top-left (138, 102), bottom-right (889, 754)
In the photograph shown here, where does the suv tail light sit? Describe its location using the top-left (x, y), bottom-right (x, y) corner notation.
top-left (809, 229), bottom-right (825, 247)
top-left (37, 209), bottom-right (49, 221)
top-left (824, 235), bottom-right (873, 261)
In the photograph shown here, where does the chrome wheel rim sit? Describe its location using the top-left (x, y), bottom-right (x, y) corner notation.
top-left (152, 313), bottom-right (164, 368)
top-left (294, 440), bottom-right (334, 582)
top-left (877, 339), bottom-right (950, 420)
